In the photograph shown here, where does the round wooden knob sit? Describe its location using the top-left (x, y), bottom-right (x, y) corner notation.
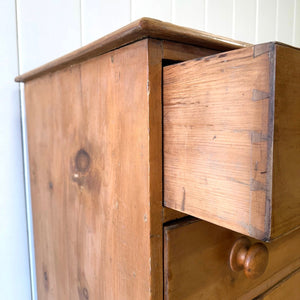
top-left (229, 237), bottom-right (269, 279)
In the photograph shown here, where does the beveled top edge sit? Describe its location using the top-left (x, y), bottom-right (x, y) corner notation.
top-left (15, 17), bottom-right (251, 82)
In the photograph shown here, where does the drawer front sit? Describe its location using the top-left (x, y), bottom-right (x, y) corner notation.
top-left (163, 42), bottom-right (300, 240)
top-left (255, 269), bottom-right (300, 300)
top-left (164, 218), bottom-right (300, 300)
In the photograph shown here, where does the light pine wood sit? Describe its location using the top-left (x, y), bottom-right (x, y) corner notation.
top-left (24, 36), bottom-right (220, 299)
top-left (272, 45), bottom-right (300, 238)
top-left (19, 16), bottom-right (300, 298)
top-left (15, 18), bottom-right (248, 83)
top-left (164, 218), bottom-right (300, 300)
top-left (161, 40), bottom-right (219, 61)
top-left (163, 42), bottom-right (300, 241)
top-left (256, 269), bottom-right (300, 300)
top-left (26, 40), bottom-right (154, 300)
top-left (147, 39), bottom-right (219, 297)
top-left (164, 44), bottom-right (273, 240)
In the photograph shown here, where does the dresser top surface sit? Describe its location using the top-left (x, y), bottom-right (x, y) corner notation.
top-left (16, 17), bottom-right (250, 82)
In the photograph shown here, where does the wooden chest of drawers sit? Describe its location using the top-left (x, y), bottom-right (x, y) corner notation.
top-left (16, 18), bottom-right (300, 299)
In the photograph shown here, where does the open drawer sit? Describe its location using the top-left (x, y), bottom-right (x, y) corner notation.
top-left (163, 42), bottom-right (300, 241)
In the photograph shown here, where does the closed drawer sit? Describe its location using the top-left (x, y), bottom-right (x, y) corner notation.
top-left (164, 218), bottom-right (300, 300)
top-left (255, 269), bottom-right (300, 300)
top-left (163, 42), bottom-right (300, 240)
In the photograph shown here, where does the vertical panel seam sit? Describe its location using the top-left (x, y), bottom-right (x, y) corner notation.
top-left (80, 0), bottom-right (83, 46)
top-left (255, 0), bottom-right (259, 43)
top-left (232, 0), bottom-right (236, 39)
top-left (130, 0), bottom-right (132, 21)
top-left (170, 0), bottom-right (173, 23)
top-left (15, 0), bottom-right (21, 76)
top-left (204, 0), bottom-right (208, 31)
top-left (292, 0), bottom-right (297, 45)
top-left (275, 0), bottom-right (279, 41)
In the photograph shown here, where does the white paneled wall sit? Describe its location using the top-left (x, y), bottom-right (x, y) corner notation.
top-left (131, 0), bottom-right (172, 22)
top-left (1, 1), bottom-right (299, 299)
top-left (256, 0), bottom-right (277, 43)
top-left (81, 0), bottom-right (131, 45)
top-left (16, 0), bottom-right (81, 73)
top-left (0, 1), bottom-right (31, 299)
top-left (172, 0), bottom-right (205, 30)
top-left (277, 0), bottom-right (295, 44)
top-left (15, 0), bottom-right (300, 73)
top-left (206, 0), bottom-right (234, 38)
top-left (234, 0), bottom-right (256, 42)
top-left (296, 0), bottom-right (300, 44)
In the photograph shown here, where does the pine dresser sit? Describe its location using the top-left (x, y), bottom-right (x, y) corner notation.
top-left (16, 18), bottom-right (300, 300)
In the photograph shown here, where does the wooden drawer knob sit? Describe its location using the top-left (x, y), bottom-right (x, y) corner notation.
top-left (229, 237), bottom-right (269, 279)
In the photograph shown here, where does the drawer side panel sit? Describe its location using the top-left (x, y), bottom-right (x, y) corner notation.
top-left (163, 44), bottom-right (275, 240)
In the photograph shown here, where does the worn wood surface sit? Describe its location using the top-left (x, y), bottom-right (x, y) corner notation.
top-left (147, 38), bottom-right (219, 297)
top-left (256, 269), bottom-right (300, 300)
top-left (15, 18), bottom-right (249, 83)
top-left (164, 44), bottom-right (274, 240)
top-left (25, 37), bottom-right (218, 299)
top-left (26, 40), bottom-right (155, 300)
top-left (162, 40), bottom-right (219, 62)
top-left (164, 42), bottom-right (300, 241)
top-left (164, 218), bottom-right (300, 300)
top-left (272, 44), bottom-right (300, 239)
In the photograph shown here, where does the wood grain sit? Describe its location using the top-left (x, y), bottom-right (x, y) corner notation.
top-left (164, 218), bottom-right (300, 300)
top-left (24, 37), bottom-right (220, 299)
top-left (164, 43), bottom-right (274, 240)
top-left (26, 40), bottom-right (154, 300)
top-left (255, 269), bottom-right (300, 300)
top-left (163, 42), bottom-right (300, 241)
top-left (272, 44), bottom-right (300, 238)
top-left (147, 39), bottom-right (220, 296)
top-left (15, 17), bottom-right (249, 83)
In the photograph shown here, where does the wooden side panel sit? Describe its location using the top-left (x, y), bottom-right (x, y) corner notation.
top-left (26, 40), bottom-right (153, 300)
top-left (25, 37), bottom-right (221, 300)
top-left (163, 44), bottom-right (274, 240)
top-left (164, 219), bottom-right (300, 300)
top-left (256, 269), bottom-right (300, 300)
top-left (272, 44), bottom-right (300, 238)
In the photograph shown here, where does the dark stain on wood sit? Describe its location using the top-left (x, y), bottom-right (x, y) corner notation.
top-left (218, 53), bottom-right (228, 58)
top-left (250, 179), bottom-right (266, 191)
top-left (71, 148), bottom-right (99, 192)
top-left (227, 177), bottom-right (249, 186)
top-left (83, 288), bottom-right (89, 299)
top-left (43, 266), bottom-right (49, 291)
top-left (253, 43), bottom-right (272, 58)
top-left (181, 187), bottom-right (186, 211)
top-left (78, 286), bottom-right (89, 300)
top-left (251, 131), bottom-right (268, 144)
top-left (252, 89), bottom-right (270, 101)
top-left (48, 181), bottom-right (53, 190)
top-left (75, 149), bottom-right (91, 173)
top-left (264, 42), bottom-right (276, 240)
